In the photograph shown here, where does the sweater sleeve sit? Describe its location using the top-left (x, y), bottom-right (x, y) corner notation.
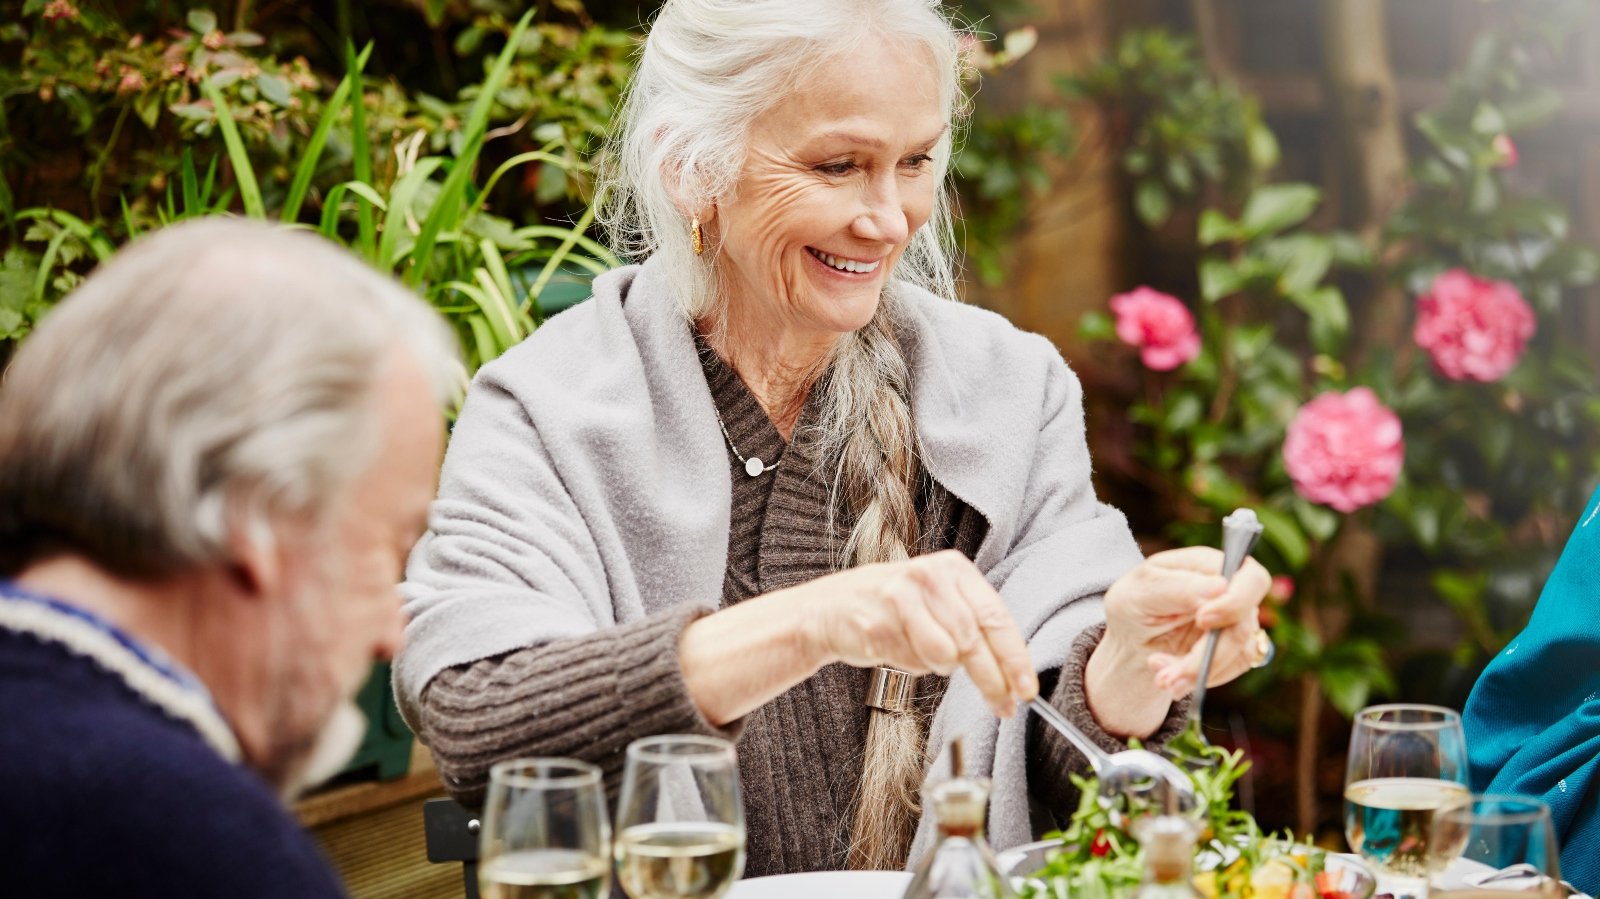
top-left (1025, 622), bottom-right (1190, 823)
top-left (417, 603), bottom-right (742, 808)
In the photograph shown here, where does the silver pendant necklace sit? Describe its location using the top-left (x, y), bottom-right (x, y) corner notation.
top-left (713, 407), bottom-right (779, 477)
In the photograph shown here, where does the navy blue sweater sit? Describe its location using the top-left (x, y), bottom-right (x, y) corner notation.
top-left (0, 624), bottom-right (349, 898)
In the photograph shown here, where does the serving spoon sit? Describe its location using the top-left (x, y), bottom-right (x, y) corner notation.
top-left (1027, 696), bottom-right (1197, 819)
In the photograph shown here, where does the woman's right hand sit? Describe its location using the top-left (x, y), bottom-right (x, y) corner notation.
top-left (799, 549), bottom-right (1039, 717)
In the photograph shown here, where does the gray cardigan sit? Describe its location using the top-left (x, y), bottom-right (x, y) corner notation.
top-left (395, 255), bottom-right (1147, 860)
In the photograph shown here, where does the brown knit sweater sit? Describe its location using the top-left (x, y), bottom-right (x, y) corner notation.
top-left (416, 340), bottom-right (1186, 875)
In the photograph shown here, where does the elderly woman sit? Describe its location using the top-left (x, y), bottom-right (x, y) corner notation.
top-left (396, 0), bottom-right (1271, 875)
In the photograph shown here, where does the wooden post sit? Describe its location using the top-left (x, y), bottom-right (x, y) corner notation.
top-left (1317, 0), bottom-right (1412, 360)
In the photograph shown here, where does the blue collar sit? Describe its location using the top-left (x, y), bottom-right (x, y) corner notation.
top-left (0, 579), bottom-right (214, 703)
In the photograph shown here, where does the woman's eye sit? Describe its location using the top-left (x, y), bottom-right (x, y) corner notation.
top-left (902, 153), bottom-right (934, 170)
top-left (818, 161), bottom-right (856, 176)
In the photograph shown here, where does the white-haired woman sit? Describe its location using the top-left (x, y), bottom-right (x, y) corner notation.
top-left (396, 0), bottom-right (1271, 874)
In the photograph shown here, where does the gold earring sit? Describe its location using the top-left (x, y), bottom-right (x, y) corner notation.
top-left (691, 216), bottom-right (704, 256)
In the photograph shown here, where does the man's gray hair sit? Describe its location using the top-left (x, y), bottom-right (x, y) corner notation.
top-left (0, 217), bottom-right (462, 579)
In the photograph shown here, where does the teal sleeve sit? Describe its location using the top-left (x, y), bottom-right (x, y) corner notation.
top-left (1462, 485), bottom-right (1600, 893)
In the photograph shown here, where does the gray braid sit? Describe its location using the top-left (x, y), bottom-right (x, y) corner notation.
top-left (809, 290), bottom-right (929, 869)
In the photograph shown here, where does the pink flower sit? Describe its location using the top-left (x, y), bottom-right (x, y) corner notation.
top-left (1283, 388), bottom-right (1404, 514)
top-left (1492, 134), bottom-right (1519, 169)
top-left (1268, 575), bottom-right (1295, 604)
top-left (42, 0), bottom-right (79, 21)
top-left (117, 66), bottom-right (147, 95)
top-left (1110, 287), bottom-right (1200, 371)
top-left (1414, 269), bottom-right (1536, 382)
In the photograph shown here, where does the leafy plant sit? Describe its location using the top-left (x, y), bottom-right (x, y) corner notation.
top-left (1074, 5), bottom-right (1600, 836)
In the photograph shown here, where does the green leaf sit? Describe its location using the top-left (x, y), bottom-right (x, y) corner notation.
top-left (1471, 102), bottom-right (1506, 137)
top-left (1247, 120), bottom-right (1280, 172)
top-left (1287, 285), bottom-right (1348, 335)
top-left (1255, 505), bottom-right (1310, 570)
top-left (376, 157), bottom-right (445, 271)
top-left (200, 79), bottom-right (264, 219)
top-left (1273, 236), bottom-right (1333, 297)
top-left (1164, 393), bottom-right (1203, 432)
top-left (281, 44), bottom-right (372, 224)
top-left (408, 10), bottom-right (536, 286)
top-left (1079, 309), bottom-right (1115, 342)
top-left (187, 9), bottom-right (217, 35)
top-left (253, 73), bottom-right (292, 107)
top-left (1199, 257), bottom-right (1243, 302)
top-left (1134, 180), bottom-right (1171, 227)
top-left (1292, 498), bottom-right (1340, 542)
top-left (1198, 209), bottom-right (1239, 246)
top-left (133, 91), bottom-right (161, 129)
top-left (1239, 184), bottom-right (1320, 238)
top-left (346, 41), bottom-right (376, 257)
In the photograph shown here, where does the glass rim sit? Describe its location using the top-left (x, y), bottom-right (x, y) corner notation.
top-left (488, 757), bottom-right (603, 790)
top-left (626, 734), bottom-right (737, 765)
top-left (1355, 703), bottom-right (1462, 730)
top-left (1437, 793), bottom-right (1554, 825)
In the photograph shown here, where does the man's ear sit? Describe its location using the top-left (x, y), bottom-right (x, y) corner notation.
top-left (224, 515), bottom-right (281, 603)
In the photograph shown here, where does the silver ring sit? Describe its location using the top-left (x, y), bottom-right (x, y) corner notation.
top-left (1251, 631), bottom-right (1276, 669)
top-left (866, 667), bottom-right (916, 711)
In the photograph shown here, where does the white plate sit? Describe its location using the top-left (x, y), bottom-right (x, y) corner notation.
top-left (727, 870), bottom-right (913, 898)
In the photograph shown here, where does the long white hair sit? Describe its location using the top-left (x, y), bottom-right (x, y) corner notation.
top-left (597, 0), bottom-right (974, 871)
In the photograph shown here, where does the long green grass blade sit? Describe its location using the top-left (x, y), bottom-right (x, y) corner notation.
top-left (510, 250), bottom-right (609, 277)
top-left (201, 79), bottom-right (265, 219)
top-left (376, 157), bottom-right (445, 272)
top-left (31, 227), bottom-right (71, 301)
top-left (528, 202), bottom-right (598, 302)
top-left (474, 266), bottom-right (533, 341)
top-left (319, 183), bottom-right (348, 237)
top-left (345, 40), bottom-right (376, 257)
top-left (283, 43), bottom-right (373, 224)
top-left (513, 224), bottom-right (620, 267)
top-left (339, 180), bottom-right (390, 213)
top-left (119, 194), bottom-right (138, 239)
top-left (462, 149), bottom-right (572, 226)
top-left (16, 208), bottom-right (114, 259)
top-left (465, 315), bottom-right (498, 368)
top-left (200, 154), bottom-right (221, 209)
top-left (407, 10), bottom-right (534, 287)
top-left (180, 148), bottom-right (201, 217)
top-left (445, 280), bottom-right (515, 352)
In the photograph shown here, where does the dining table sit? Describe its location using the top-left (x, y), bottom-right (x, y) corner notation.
top-left (724, 856), bottom-right (1593, 899)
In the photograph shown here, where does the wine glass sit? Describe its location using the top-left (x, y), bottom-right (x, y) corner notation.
top-left (1343, 704), bottom-right (1471, 895)
top-left (615, 735), bottom-right (746, 899)
top-left (479, 758), bottom-right (612, 899)
top-left (1428, 795), bottom-right (1564, 899)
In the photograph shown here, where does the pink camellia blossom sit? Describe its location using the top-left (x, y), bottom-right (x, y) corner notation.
top-left (1414, 269), bottom-right (1536, 382)
top-left (1268, 575), bottom-right (1295, 604)
top-left (1283, 388), bottom-right (1404, 514)
top-left (1109, 286), bottom-right (1201, 371)
top-left (1491, 134), bottom-right (1519, 169)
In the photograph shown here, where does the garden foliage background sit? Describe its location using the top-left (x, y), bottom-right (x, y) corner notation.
top-left (5, 0), bottom-right (1600, 841)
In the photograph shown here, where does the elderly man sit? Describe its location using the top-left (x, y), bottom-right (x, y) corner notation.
top-left (0, 219), bottom-right (460, 897)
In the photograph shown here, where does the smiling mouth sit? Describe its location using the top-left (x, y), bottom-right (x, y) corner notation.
top-left (806, 247), bottom-right (882, 274)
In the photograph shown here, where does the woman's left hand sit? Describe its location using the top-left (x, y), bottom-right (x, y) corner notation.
top-left (1103, 546), bottom-right (1273, 697)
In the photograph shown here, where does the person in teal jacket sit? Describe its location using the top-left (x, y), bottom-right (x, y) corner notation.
top-left (1463, 485), bottom-right (1600, 894)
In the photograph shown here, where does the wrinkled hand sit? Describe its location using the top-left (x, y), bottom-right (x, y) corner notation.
top-left (805, 549), bottom-right (1038, 717)
top-left (1101, 546), bottom-right (1272, 697)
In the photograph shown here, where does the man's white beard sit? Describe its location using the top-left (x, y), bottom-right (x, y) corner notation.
top-left (282, 701), bottom-right (367, 800)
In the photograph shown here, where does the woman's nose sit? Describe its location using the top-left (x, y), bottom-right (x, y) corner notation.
top-left (851, 179), bottom-right (911, 246)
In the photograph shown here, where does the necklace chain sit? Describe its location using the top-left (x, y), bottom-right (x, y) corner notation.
top-left (713, 407), bottom-right (779, 477)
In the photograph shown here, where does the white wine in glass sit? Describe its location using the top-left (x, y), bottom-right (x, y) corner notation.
top-left (615, 735), bottom-right (746, 899)
top-left (1343, 704), bottom-right (1471, 886)
top-left (479, 758), bottom-right (612, 899)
